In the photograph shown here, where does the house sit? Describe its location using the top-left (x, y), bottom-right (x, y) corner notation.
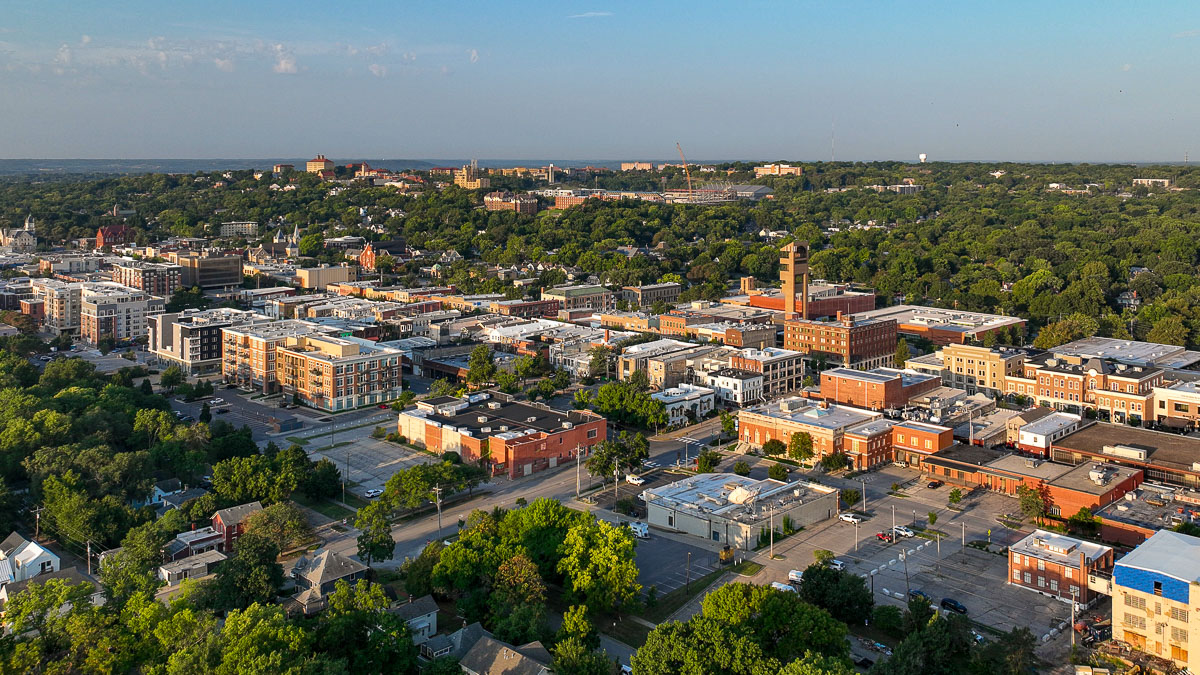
top-left (390, 594), bottom-right (439, 645)
top-left (133, 478), bottom-right (185, 508)
top-left (212, 501), bottom-right (263, 552)
top-left (0, 567), bottom-right (103, 614)
top-left (158, 549), bottom-right (227, 586)
top-left (0, 532), bottom-right (59, 585)
top-left (163, 526), bottom-right (224, 562)
top-left (421, 621), bottom-right (492, 661)
top-left (290, 549), bottom-right (368, 615)
top-left (458, 636), bottom-right (552, 675)
top-left (159, 487), bottom-right (209, 513)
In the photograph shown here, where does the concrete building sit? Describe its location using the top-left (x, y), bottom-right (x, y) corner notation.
top-left (620, 162), bottom-right (653, 171)
top-left (149, 308), bottom-right (267, 376)
top-left (29, 279), bottom-right (83, 335)
top-left (80, 282), bottom-right (165, 345)
top-left (941, 344), bottom-right (1027, 396)
top-left (616, 338), bottom-right (693, 381)
top-left (221, 319), bottom-right (334, 394)
top-left (296, 264), bottom-right (356, 290)
top-left (652, 383), bottom-right (715, 427)
top-left (1152, 381), bottom-right (1200, 430)
top-left (695, 368), bottom-right (763, 407)
top-left (111, 260), bottom-right (183, 296)
top-left (643, 473), bottom-right (838, 550)
top-left (621, 283), bottom-right (681, 308)
top-left (170, 251), bottom-right (243, 289)
top-left (541, 284), bottom-right (615, 312)
top-left (754, 163), bottom-right (803, 177)
top-left (728, 347), bottom-right (805, 397)
top-left (816, 367), bottom-right (941, 410)
top-left (1008, 530), bottom-right (1112, 608)
top-left (779, 241), bottom-right (810, 319)
top-left (854, 305), bottom-right (1026, 345)
top-left (1016, 413), bottom-right (1084, 457)
top-left (275, 334), bottom-right (404, 411)
top-left (306, 155), bottom-right (334, 173)
top-left (220, 221), bottom-right (258, 237)
top-left (1005, 406), bottom-right (1055, 445)
top-left (452, 164), bottom-right (491, 190)
top-left (396, 393), bottom-right (606, 478)
top-left (1113, 530), bottom-right (1200, 671)
top-left (783, 313), bottom-right (897, 370)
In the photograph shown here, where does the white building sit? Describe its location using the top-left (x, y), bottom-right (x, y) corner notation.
top-left (0, 532), bottom-right (59, 585)
top-left (696, 367), bottom-right (764, 407)
top-left (652, 383), bottom-right (715, 426)
top-left (220, 221), bottom-right (259, 237)
top-left (1017, 412), bottom-right (1084, 457)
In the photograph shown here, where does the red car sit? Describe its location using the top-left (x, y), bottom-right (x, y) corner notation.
top-left (378, 404), bottom-right (390, 409)
top-left (875, 531), bottom-right (894, 543)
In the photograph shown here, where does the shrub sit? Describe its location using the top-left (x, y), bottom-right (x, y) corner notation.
top-left (768, 463), bottom-right (788, 481)
top-left (371, 426), bottom-right (386, 439)
top-left (872, 605), bottom-right (904, 638)
top-left (732, 460), bottom-right (751, 476)
top-left (614, 498), bottom-right (636, 515)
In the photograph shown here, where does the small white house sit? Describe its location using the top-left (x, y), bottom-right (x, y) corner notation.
top-left (0, 532), bottom-right (59, 586)
top-left (652, 383), bottom-right (715, 426)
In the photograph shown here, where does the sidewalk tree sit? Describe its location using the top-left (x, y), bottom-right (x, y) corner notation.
top-left (927, 511), bottom-right (937, 527)
top-left (732, 460), bottom-right (751, 476)
top-left (1016, 484), bottom-right (1048, 525)
top-left (719, 411), bottom-right (736, 438)
top-left (556, 518), bottom-right (640, 613)
top-left (788, 432), bottom-right (814, 462)
top-left (797, 564), bottom-right (873, 625)
top-left (762, 439), bottom-right (786, 456)
top-left (697, 449), bottom-right (722, 473)
top-left (768, 463), bottom-right (788, 481)
top-left (355, 501), bottom-right (396, 567)
top-left (947, 488), bottom-right (963, 506)
top-left (159, 365), bottom-right (183, 391)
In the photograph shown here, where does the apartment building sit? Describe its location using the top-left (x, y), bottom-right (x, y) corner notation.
top-left (1113, 530), bottom-right (1200, 671)
top-left (396, 394), bottom-right (606, 478)
top-left (541, 285), bottom-right (615, 312)
top-left (754, 164), bottom-right (803, 177)
top-left (111, 260), bottom-right (183, 296)
top-left (738, 397), bottom-right (885, 466)
top-left (29, 279), bottom-right (83, 335)
top-left (729, 347), bottom-right (805, 397)
top-left (483, 191), bottom-right (538, 214)
top-left (149, 308), bottom-right (267, 375)
top-left (38, 254), bottom-right (105, 276)
top-left (295, 264), bottom-right (356, 290)
top-left (306, 155), bottom-right (334, 173)
top-left (169, 251), bottom-right (243, 289)
top-left (652, 384), bottom-right (715, 426)
top-left (695, 368), bottom-right (764, 407)
top-left (941, 344), bottom-right (1026, 396)
top-left (621, 283), bottom-right (681, 308)
top-left (452, 164), bottom-right (491, 190)
top-left (686, 322), bottom-right (776, 350)
top-left (275, 334), bottom-right (404, 411)
top-left (1151, 381), bottom-right (1200, 430)
top-left (220, 221), bottom-right (258, 237)
top-left (80, 282), bottom-right (165, 345)
top-left (1004, 354), bottom-right (1163, 423)
top-left (620, 162), bottom-right (653, 171)
top-left (1008, 530), bottom-right (1113, 608)
top-left (221, 320), bottom-right (333, 393)
top-left (783, 313), bottom-right (897, 370)
top-left (617, 339), bottom-right (700, 386)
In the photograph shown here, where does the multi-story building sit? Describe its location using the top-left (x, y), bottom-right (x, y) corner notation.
top-left (940, 344), bottom-right (1026, 396)
top-left (891, 421), bottom-right (954, 470)
top-left (1004, 354), bottom-right (1163, 423)
top-left (843, 419), bottom-right (897, 470)
top-left (38, 254), bottom-right (105, 277)
top-left (620, 162), bottom-right (653, 171)
top-left (853, 305), bottom-right (1025, 346)
top-left (29, 279), bottom-right (83, 335)
top-left (541, 285), bottom-right (615, 312)
top-left (1016, 413), bottom-right (1084, 457)
top-left (221, 320), bottom-right (333, 394)
top-left (616, 338), bottom-right (698, 385)
top-left (754, 163), bottom-right (803, 177)
top-left (816, 367), bottom-right (941, 410)
top-left (169, 251), bottom-right (243, 289)
top-left (695, 368), bottom-right (763, 407)
top-left (149, 308), bottom-right (266, 376)
top-left (621, 283), bottom-right (681, 308)
top-left (452, 164), bottom-right (491, 190)
top-left (652, 383), bottom-right (715, 426)
top-left (95, 224), bottom-right (133, 249)
top-left (489, 298), bottom-right (560, 318)
top-left (80, 282), bottom-right (165, 345)
top-left (729, 347), bottom-right (805, 397)
top-left (396, 393), bottom-right (606, 478)
top-left (1008, 530), bottom-right (1113, 608)
top-left (686, 322), bottom-right (776, 350)
top-left (275, 334), bottom-right (404, 411)
top-left (483, 191), bottom-right (537, 214)
top-left (1113, 530), bottom-right (1200, 671)
top-left (111, 260), bottom-right (183, 296)
top-left (220, 221), bottom-right (258, 237)
top-left (783, 313), bottom-right (897, 370)
top-left (1051, 423), bottom-right (1200, 489)
top-left (295, 264), bottom-right (356, 290)
top-left (738, 397), bottom-right (886, 467)
top-left (1151, 381), bottom-right (1200, 430)
top-left (306, 155), bottom-right (334, 173)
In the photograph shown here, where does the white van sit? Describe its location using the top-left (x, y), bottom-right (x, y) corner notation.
top-left (628, 522), bottom-right (649, 539)
top-left (770, 581), bottom-right (797, 593)
top-left (788, 569), bottom-right (805, 584)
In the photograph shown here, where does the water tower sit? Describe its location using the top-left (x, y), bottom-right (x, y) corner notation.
top-left (918, 153), bottom-right (928, 163)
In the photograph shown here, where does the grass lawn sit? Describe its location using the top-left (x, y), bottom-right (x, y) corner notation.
top-left (292, 494), bottom-right (355, 521)
top-left (286, 436), bottom-right (309, 446)
top-left (601, 617), bottom-right (653, 648)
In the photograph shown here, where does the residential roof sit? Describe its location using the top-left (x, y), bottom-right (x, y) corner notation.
top-left (423, 621), bottom-right (493, 661)
top-left (213, 501), bottom-right (263, 527)
top-left (391, 594), bottom-right (440, 621)
top-left (0, 567), bottom-right (93, 609)
top-left (292, 549), bottom-right (368, 588)
top-left (1116, 529), bottom-right (1200, 584)
top-left (458, 636), bottom-right (551, 675)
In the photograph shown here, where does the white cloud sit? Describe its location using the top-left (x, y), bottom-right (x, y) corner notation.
top-left (369, 63), bottom-right (387, 77)
top-left (401, 51), bottom-right (417, 63)
top-left (271, 43), bottom-right (297, 74)
top-left (568, 11), bottom-right (612, 19)
top-left (1173, 29), bottom-right (1200, 39)
top-left (214, 57), bottom-right (234, 72)
top-left (467, 48), bottom-right (478, 63)
top-left (79, 34), bottom-right (91, 46)
top-left (1121, 63), bottom-right (1132, 72)
top-left (54, 43), bottom-right (72, 67)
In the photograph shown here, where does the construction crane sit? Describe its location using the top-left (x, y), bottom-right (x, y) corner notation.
top-left (676, 142), bottom-right (693, 200)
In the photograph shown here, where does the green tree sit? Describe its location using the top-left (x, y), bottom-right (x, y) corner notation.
top-left (211, 533), bottom-right (284, 611)
top-left (699, 583), bottom-right (850, 662)
top-left (948, 488), bottom-right (963, 506)
top-left (355, 500), bottom-right (395, 567)
top-left (928, 511), bottom-right (938, 527)
top-left (214, 603), bottom-right (310, 674)
top-left (720, 410), bottom-right (737, 438)
top-left (557, 518), bottom-right (641, 612)
top-left (159, 365), bottom-right (184, 391)
top-left (732, 460), bottom-right (751, 476)
top-left (243, 502), bottom-right (312, 553)
top-left (199, 401), bottom-right (212, 423)
top-left (1147, 315), bottom-right (1189, 346)
top-left (633, 616), bottom-right (780, 675)
top-left (697, 449), bottom-right (722, 473)
top-left (788, 432), bottom-right (814, 462)
top-left (768, 463), bottom-right (789, 481)
top-left (466, 344), bottom-right (496, 389)
top-left (797, 564), bottom-right (874, 625)
top-left (840, 489), bottom-right (860, 508)
top-left (894, 338), bottom-right (911, 366)
top-left (1016, 484), bottom-right (1048, 525)
top-left (762, 438), bottom-right (786, 456)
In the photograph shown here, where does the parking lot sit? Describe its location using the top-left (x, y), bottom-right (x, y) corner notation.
top-left (632, 532), bottom-right (722, 596)
top-left (308, 436), bottom-right (437, 498)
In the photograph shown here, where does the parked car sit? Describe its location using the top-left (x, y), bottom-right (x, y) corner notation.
top-left (628, 522), bottom-right (649, 539)
top-left (892, 461), bottom-right (907, 468)
top-left (927, 480), bottom-right (944, 489)
top-left (875, 531), bottom-right (894, 542)
top-left (893, 525), bottom-right (915, 537)
top-left (909, 589), bottom-right (931, 603)
top-left (625, 474), bottom-right (646, 486)
top-left (210, 397), bottom-right (225, 405)
top-left (828, 559), bottom-right (846, 571)
top-left (770, 581), bottom-right (797, 593)
top-left (364, 489), bottom-right (384, 498)
top-left (788, 569), bottom-right (805, 584)
top-left (217, 409), bottom-right (230, 414)
top-left (180, 415), bottom-right (194, 422)
top-left (940, 597), bottom-right (968, 615)
top-left (378, 404), bottom-right (390, 409)
top-left (838, 513), bottom-right (862, 524)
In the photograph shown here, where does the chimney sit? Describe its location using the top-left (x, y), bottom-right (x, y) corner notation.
top-left (836, 311), bottom-right (843, 322)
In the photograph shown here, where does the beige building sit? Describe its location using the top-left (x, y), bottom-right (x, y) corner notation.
top-left (754, 163), bottom-right (803, 177)
top-left (30, 279), bottom-right (84, 335)
top-left (295, 265), bottom-right (356, 290)
top-left (1112, 530), bottom-right (1200, 671)
top-left (221, 320), bottom-right (334, 394)
top-left (80, 282), bottom-right (165, 345)
top-left (621, 283), bottom-right (681, 308)
top-left (541, 285), bottom-right (615, 312)
top-left (306, 155), bottom-right (334, 173)
top-left (275, 334), bottom-right (404, 411)
top-left (941, 344), bottom-right (1026, 396)
top-left (149, 308), bottom-right (266, 375)
top-left (452, 164), bottom-right (491, 190)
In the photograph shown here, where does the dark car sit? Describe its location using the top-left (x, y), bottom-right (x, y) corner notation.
top-left (909, 589), bottom-right (930, 603)
top-left (940, 597), bottom-right (967, 614)
top-left (927, 480), bottom-right (944, 489)
top-left (216, 408), bottom-right (230, 414)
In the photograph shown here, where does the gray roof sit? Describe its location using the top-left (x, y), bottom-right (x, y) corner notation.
top-left (0, 532), bottom-right (27, 557)
top-left (423, 621), bottom-right (492, 660)
top-left (459, 636), bottom-right (551, 675)
top-left (213, 501), bottom-right (263, 526)
top-left (1116, 529), bottom-right (1200, 583)
top-left (0, 567), bottom-right (94, 609)
top-left (292, 549), bottom-right (367, 587)
top-left (391, 594), bottom-right (439, 621)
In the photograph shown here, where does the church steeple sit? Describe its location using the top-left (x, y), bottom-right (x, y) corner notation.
top-left (23, 214), bottom-right (34, 233)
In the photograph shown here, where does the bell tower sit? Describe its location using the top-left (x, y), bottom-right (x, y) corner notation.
top-left (780, 241), bottom-right (810, 319)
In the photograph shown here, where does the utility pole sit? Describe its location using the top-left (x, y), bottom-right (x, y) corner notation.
top-left (861, 477), bottom-right (867, 513)
top-left (1070, 588), bottom-right (1078, 647)
top-left (854, 520), bottom-right (859, 552)
top-left (891, 504), bottom-right (895, 536)
top-left (432, 484), bottom-right (444, 541)
top-left (86, 540), bottom-right (92, 576)
top-left (575, 445), bottom-right (582, 498)
top-left (32, 506), bottom-right (43, 540)
top-left (901, 549), bottom-right (910, 597)
top-left (614, 465), bottom-right (619, 502)
top-left (685, 551), bottom-right (692, 593)
top-left (770, 510), bottom-right (775, 559)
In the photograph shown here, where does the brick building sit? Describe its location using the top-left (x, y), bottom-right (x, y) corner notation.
top-left (1005, 355), bottom-right (1162, 423)
top-left (396, 394), bottom-right (606, 478)
top-left (621, 283), bottom-right (681, 308)
top-left (1008, 530), bottom-right (1113, 608)
top-left (306, 155), bottom-right (334, 173)
top-left (489, 298), bottom-right (561, 318)
top-left (95, 224), bottom-right (132, 249)
top-left (783, 313), bottom-right (897, 370)
top-left (941, 344), bottom-right (1027, 396)
top-left (891, 421), bottom-right (954, 469)
top-left (483, 191), bottom-right (538, 214)
top-left (729, 347), bottom-right (805, 397)
top-left (540, 285), bottom-right (615, 312)
top-left (111, 260), bottom-right (183, 296)
top-left (275, 334), bottom-right (404, 411)
top-left (738, 397), bottom-right (887, 467)
top-left (816, 367), bottom-right (941, 410)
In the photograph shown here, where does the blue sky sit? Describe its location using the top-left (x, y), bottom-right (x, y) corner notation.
top-left (2, 1), bottom-right (1200, 161)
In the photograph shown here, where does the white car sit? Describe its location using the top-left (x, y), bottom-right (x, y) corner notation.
top-left (364, 489), bottom-right (384, 498)
top-left (625, 474), bottom-right (646, 485)
top-left (838, 513), bottom-right (862, 524)
top-left (893, 525), bottom-right (915, 537)
top-left (828, 559), bottom-right (846, 571)
top-left (788, 569), bottom-right (805, 584)
top-left (211, 397), bottom-right (225, 405)
top-left (770, 581), bottom-right (797, 593)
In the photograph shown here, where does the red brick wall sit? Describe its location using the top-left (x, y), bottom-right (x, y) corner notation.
top-left (492, 419), bottom-right (606, 478)
top-left (820, 371), bottom-right (904, 409)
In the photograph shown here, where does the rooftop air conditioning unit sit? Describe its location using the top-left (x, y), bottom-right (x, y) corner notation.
top-left (481, 427), bottom-right (491, 433)
top-left (477, 416), bottom-right (488, 423)
top-left (527, 416), bottom-right (537, 423)
top-left (499, 426), bottom-right (509, 431)
top-left (562, 422), bottom-right (573, 429)
top-left (488, 401), bottom-right (502, 410)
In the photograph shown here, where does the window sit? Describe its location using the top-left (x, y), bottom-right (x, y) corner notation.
top-left (1125, 613), bottom-right (1147, 630)
top-left (1065, 568), bottom-right (1073, 579)
top-left (1037, 560), bottom-right (1045, 571)
top-left (667, 515), bottom-right (673, 527)
top-left (1172, 626), bottom-right (1188, 643)
top-left (1175, 403), bottom-right (1189, 413)
top-left (1070, 585), bottom-right (1080, 596)
top-left (1050, 579), bottom-right (1058, 591)
top-left (1155, 581), bottom-right (1164, 597)
top-left (1171, 607), bottom-right (1188, 623)
top-left (1172, 645), bottom-right (1189, 662)
top-left (1037, 576), bottom-right (1045, 588)
top-left (1024, 572), bottom-right (1032, 584)
top-left (1126, 594), bottom-right (1147, 610)
top-left (587, 429), bottom-right (598, 439)
top-left (1013, 569), bottom-right (1021, 581)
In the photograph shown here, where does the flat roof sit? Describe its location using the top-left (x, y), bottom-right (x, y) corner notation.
top-left (855, 304), bottom-right (1025, 333)
top-left (1116, 530), bottom-right (1200, 584)
top-left (416, 399), bottom-right (598, 438)
top-left (1021, 413), bottom-right (1081, 437)
top-left (1056, 423), bottom-right (1200, 472)
top-left (922, 443), bottom-right (1007, 470)
top-left (823, 367), bottom-right (896, 384)
top-left (1048, 461), bottom-right (1141, 496)
top-left (643, 472), bottom-right (835, 523)
top-left (1052, 337), bottom-right (1200, 368)
top-left (749, 398), bottom-right (881, 430)
top-left (983, 455), bottom-right (1075, 481)
top-left (1097, 482), bottom-right (1200, 530)
top-left (1010, 529), bottom-right (1110, 565)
